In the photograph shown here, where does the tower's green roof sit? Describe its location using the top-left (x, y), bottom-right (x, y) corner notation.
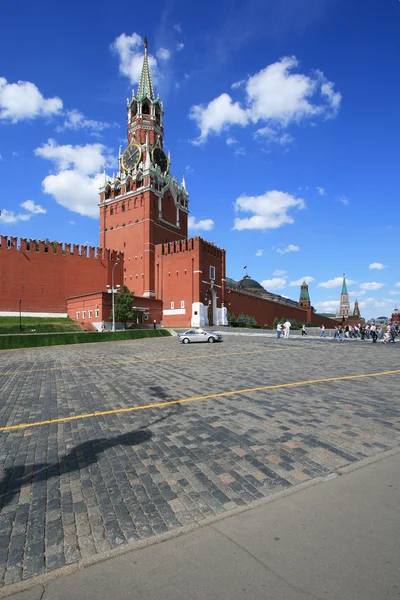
top-left (137, 37), bottom-right (155, 101)
top-left (299, 280), bottom-right (310, 301)
top-left (341, 275), bottom-right (348, 295)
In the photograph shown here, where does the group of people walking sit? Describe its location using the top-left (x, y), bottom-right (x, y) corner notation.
top-left (276, 321), bottom-right (398, 343)
top-left (333, 322), bottom-right (398, 343)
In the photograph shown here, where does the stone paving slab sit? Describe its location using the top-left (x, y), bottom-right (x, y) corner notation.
top-left (0, 336), bottom-right (399, 587)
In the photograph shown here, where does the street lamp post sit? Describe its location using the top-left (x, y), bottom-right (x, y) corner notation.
top-left (111, 259), bottom-right (120, 332)
top-left (19, 299), bottom-right (22, 331)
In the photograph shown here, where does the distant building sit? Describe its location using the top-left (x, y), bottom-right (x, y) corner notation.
top-left (335, 275), bottom-right (364, 323)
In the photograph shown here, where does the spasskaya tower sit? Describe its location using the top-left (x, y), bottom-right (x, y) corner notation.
top-left (99, 37), bottom-right (189, 297)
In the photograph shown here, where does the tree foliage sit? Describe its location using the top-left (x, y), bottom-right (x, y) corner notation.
top-left (112, 285), bottom-right (137, 328)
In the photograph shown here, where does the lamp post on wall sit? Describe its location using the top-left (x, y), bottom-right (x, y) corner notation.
top-left (19, 299), bottom-right (22, 331)
top-left (106, 259), bottom-right (120, 332)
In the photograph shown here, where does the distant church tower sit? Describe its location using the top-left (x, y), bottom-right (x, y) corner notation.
top-left (353, 298), bottom-right (360, 319)
top-left (299, 279), bottom-right (311, 308)
top-left (99, 37), bottom-right (189, 297)
top-left (336, 274), bottom-right (350, 318)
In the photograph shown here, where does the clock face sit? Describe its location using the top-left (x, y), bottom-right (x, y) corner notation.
top-left (152, 147), bottom-right (169, 174)
top-left (122, 143), bottom-right (141, 171)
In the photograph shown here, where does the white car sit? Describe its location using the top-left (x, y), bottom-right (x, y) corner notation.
top-left (178, 329), bottom-right (222, 344)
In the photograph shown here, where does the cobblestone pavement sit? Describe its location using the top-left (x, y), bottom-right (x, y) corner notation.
top-left (0, 336), bottom-right (399, 587)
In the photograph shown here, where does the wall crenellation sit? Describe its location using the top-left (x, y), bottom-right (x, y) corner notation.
top-left (0, 236), bottom-right (122, 261)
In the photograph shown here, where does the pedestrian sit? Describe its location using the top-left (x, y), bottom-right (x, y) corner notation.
top-left (284, 320), bottom-right (291, 338)
top-left (153, 319), bottom-right (157, 330)
top-left (382, 325), bottom-right (390, 344)
top-left (370, 324), bottom-right (378, 343)
top-left (277, 322), bottom-right (282, 339)
top-left (301, 324), bottom-right (307, 336)
top-left (337, 326), bottom-right (344, 342)
top-left (101, 320), bottom-right (106, 332)
top-left (319, 325), bottom-right (326, 337)
top-left (389, 323), bottom-right (396, 343)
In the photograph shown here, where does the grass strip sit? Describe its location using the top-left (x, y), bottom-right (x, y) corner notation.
top-left (0, 329), bottom-right (171, 350)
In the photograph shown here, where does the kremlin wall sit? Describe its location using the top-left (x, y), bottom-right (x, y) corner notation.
top-left (0, 42), bottom-right (366, 330)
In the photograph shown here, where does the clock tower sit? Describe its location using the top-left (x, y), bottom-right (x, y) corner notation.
top-left (99, 37), bottom-right (189, 298)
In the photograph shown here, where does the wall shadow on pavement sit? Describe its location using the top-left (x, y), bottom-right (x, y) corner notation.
top-left (0, 405), bottom-right (181, 510)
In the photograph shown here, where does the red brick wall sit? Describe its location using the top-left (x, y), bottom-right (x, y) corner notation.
top-left (0, 237), bottom-right (123, 313)
top-left (67, 292), bottom-right (162, 325)
top-left (154, 237), bottom-right (225, 327)
top-left (225, 289), bottom-right (337, 328)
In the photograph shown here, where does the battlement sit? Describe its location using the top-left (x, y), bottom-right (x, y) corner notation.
top-left (159, 236), bottom-right (224, 258)
top-left (0, 236), bottom-right (122, 262)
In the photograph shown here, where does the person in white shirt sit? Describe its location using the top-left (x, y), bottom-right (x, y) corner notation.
top-left (284, 320), bottom-right (291, 338)
top-left (320, 325), bottom-right (326, 337)
top-left (277, 322), bottom-right (282, 339)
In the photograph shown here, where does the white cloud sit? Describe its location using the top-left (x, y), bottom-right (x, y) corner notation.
top-left (190, 56), bottom-right (341, 143)
top-left (35, 139), bottom-right (113, 218)
top-left (12, 151), bottom-right (19, 156)
top-left (314, 300), bottom-right (339, 313)
top-left (316, 186), bottom-right (325, 196)
top-left (276, 244), bottom-right (300, 254)
top-left (111, 32), bottom-right (159, 85)
top-left (389, 291), bottom-right (400, 296)
top-left (255, 249), bottom-right (263, 257)
top-left (20, 200), bottom-right (46, 214)
top-left (35, 139), bottom-right (111, 175)
top-left (348, 290), bottom-right (366, 297)
top-left (289, 276), bottom-right (314, 286)
top-left (69, 220), bottom-right (76, 225)
top-left (360, 282), bottom-right (385, 291)
top-left (174, 24), bottom-right (182, 33)
top-left (339, 196), bottom-right (350, 206)
top-left (320, 81), bottom-right (342, 114)
top-left (231, 79), bottom-right (246, 89)
top-left (254, 126), bottom-right (294, 146)
top-left (233, 191), bottom-right (304, 231)
top-left (273, 269), bottom-right (287, 276)
top-left (156, 48), bottom-right (171, 60)
top-left (358, 297), bottom-right (393, 310)
top-left (190, 93), bottom-right (248, 144)
top-left (0, 77), bottom-right (63, 123)
top-left (226, 137), bottom-right (238, 145)
top-left (0, 201), bottom-right (46, 224)
top-left (41, 170), bottom-right (104, 218)
top-left (261, 277), bottom-right (287, 290)
top-left (57, 110), bottom-right (114, 135)
top-left (369, 262), bottom-right (386, 270)
top-left (176, 43), bottom-right (185, 52)
top-left (396, 282), bottom-right (400, 287)
top-left (318, 277), bottom-right (356, 288)
top-left (188, 216), bottom-right (214, 231)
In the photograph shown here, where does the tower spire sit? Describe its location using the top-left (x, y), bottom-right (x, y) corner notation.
top-left (137, 36), bottom-right (155, 101)
top-left (341, 273), bottom-right (348, 295)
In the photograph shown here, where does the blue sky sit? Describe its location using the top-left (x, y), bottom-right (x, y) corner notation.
top-left (1, 0), bottom-right (399, 319)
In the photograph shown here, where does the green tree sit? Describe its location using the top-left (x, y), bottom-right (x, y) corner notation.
top-left (227, 311), bottom-right (237, 326)
top-left (112, 285), bottom-right (137, 329)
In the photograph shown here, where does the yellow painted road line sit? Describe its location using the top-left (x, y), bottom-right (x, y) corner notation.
top-left (1, 368), bottom-right (399, 433)
top-left (0, 345), bottom-right (324, 376)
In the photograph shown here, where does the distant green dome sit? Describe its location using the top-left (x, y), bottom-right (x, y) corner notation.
top-left (238, 275), bottom-right (265, 292)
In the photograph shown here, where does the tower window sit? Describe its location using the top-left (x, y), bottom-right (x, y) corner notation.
top-left (122, 203), bottom-right (125, 212)
top-left (110, 207), bottom-right (114, 215)
top-left (142, 101), bottom-right (150, 115)
top-left (210, 266), bottom-right (216, 281)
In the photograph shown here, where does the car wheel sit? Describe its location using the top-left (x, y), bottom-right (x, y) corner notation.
top-left (183, 338), bottom-right (190, 344)
top-left (208, 336), bottom-right (215, 343)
